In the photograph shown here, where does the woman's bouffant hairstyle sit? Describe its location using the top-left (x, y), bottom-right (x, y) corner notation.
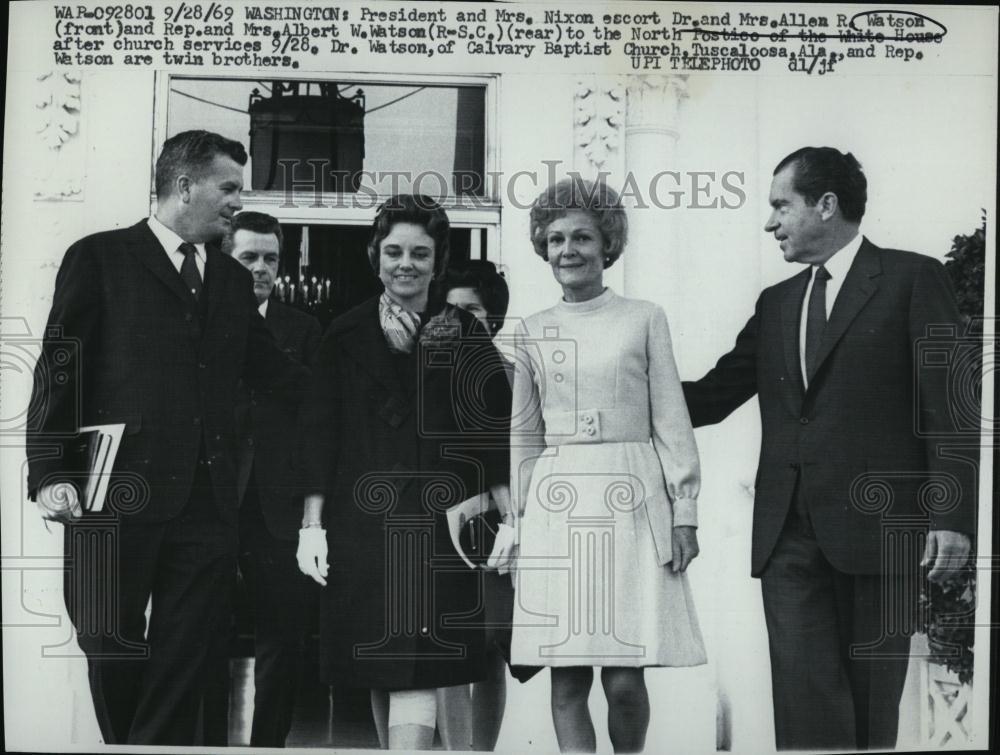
top-left (440, 260), bottom-right (510, 336)
top-left (367, 194), bottom-right (451, 279)
top-left (529, 178), bottom-right (628, 268)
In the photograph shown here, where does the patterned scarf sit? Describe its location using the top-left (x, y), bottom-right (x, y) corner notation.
top-left (378, 292), bottom-right (422, 354)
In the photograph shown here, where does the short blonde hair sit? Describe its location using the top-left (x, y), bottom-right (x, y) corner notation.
top-left (529, 178), bottom-right (628, 268)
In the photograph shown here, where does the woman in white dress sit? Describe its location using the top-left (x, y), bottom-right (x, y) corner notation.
top-left (509, 179), bottom-right (706, 753)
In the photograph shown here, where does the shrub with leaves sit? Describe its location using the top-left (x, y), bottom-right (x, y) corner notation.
top-left (944, 212), bottom-right (986, 320)
top-left (918, 566), bottom-right (976, 685)
top-left (918, 213), bottom-right (986, 684)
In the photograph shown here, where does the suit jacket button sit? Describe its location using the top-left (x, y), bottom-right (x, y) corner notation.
top-left (799, 417), bottom-right (809, 425)
top-left (184, 313), bottom-right (193, 322)
top-left (199, 362), bottom-right (207, 369)
top-left (193, 417), bottom-right (201, 425)
top-left (247, 438), bottom-right (254, 446)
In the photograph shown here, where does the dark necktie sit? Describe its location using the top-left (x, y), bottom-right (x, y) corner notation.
top-left (805, 265), bottom-right (832, 381)
top-left (178, 242), bottom-right (202, 301)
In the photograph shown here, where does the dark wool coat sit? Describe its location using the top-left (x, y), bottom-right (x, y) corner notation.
top-left (300, 296), bottom-right (511, 689)
top-left (27, 219), bottom-right (307, 522)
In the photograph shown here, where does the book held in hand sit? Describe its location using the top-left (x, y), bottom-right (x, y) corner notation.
top-left (70, 423), bottom-right (126, 513)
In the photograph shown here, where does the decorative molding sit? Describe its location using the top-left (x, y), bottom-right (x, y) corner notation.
top-left (921, 660), bottom-right (972, 746)
top-left (625, 74), bottom-right (688, 138)
top-left (573, 75), bottom-right (626, 175)
top-left (34, 70), bottom-right (83, 201)
top-left (36, 70), bottom-right (81, 148)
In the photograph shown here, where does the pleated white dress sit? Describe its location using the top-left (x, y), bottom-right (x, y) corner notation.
top-left (509, 289), bottom-right (707, 667)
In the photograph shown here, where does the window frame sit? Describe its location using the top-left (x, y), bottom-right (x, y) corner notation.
top-left (151, 71), bottom-right (501, 259)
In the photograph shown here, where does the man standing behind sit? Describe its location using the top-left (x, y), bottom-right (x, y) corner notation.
top-left (224, 211), bottom-right (321, 746)
top-left (26, 131), bottom-right (307, 746)
top-left (683, 147), bottom-right (975, 750)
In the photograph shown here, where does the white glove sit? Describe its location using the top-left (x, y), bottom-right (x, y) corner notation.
top-left (297, 527), bottom-right (329, 586)
top-left (487, 522), bottom-right (519, 575)
top-left (37, 482), bottom-right (82, 523)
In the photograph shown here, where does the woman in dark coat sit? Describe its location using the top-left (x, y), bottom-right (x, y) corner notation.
top-left (435, 261), bottom-right (540, 751)
top-left (296, 195), bottom-right (511, 750)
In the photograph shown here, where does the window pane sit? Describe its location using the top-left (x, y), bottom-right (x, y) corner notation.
top-left (166, 78), bottom-right (487, 198)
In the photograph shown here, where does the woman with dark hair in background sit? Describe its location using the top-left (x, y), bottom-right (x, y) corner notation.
top-left (295, 195), bottom-right (512, 750)
top-left (510, 179), bottom-right (706, 753)
top-left (435, 261), bottom-right (540, 751)
top-left (440, 260), bottom-right (510, 340)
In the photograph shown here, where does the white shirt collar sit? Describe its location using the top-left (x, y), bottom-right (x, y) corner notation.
top-left (258, 299), bottom-right (269, 318)
top-left (147, 216), bottom-right (206, 273)
top-left (821, 232), bottom-right (863, 282)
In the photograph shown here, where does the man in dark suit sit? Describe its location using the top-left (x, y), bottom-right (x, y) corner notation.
top-left (26, 131), bottom-right (307, 746)
top-left (682, 147), bottom-right (975, 750)
top-left (223, 211), bottom-right (321, 746)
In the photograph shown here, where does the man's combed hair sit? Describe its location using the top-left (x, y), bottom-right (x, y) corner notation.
top-left (154, 130), bottom-right (248, 199)
top-left (367, 194), bottom-right (451, 279)
top-left (222, 211), bottom-right (284, 255)
top-left (774, 147), bottom-right (868, 222)
top-left (529, 178), bottom-right (628, 268)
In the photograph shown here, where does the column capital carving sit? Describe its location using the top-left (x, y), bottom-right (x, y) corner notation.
top-left (625, 74), bottom-right (688, 138)
top-left (573, 75), bottom-right (627, 177)
top-left (34, 70), bottom-right (83, 201)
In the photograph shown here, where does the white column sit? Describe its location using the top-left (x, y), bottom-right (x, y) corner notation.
top-left (622, 74), bottom-right (688, 317)
top-left (620, 73), bottom-right (718, 754)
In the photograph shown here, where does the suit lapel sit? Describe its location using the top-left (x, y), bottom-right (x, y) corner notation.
top-left (808, 239), bottom-right (881, 390)
top-left (127, 220), bottom-right (193, 304)
top-left (779, 267), bottom-right (810, 413)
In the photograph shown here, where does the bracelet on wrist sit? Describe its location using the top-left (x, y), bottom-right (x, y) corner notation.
top-left (302, 521), bottom-right (323, 529)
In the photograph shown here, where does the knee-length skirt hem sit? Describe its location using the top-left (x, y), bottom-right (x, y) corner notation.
top-left (509, 444), bottom-right (708, 668)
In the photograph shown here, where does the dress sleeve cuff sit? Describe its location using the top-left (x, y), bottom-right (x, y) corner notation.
top-left (671, 497), bottom-right (698, 528)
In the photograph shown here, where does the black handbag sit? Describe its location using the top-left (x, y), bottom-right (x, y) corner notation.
top-left (457, 508), bottom-right (503, 566)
